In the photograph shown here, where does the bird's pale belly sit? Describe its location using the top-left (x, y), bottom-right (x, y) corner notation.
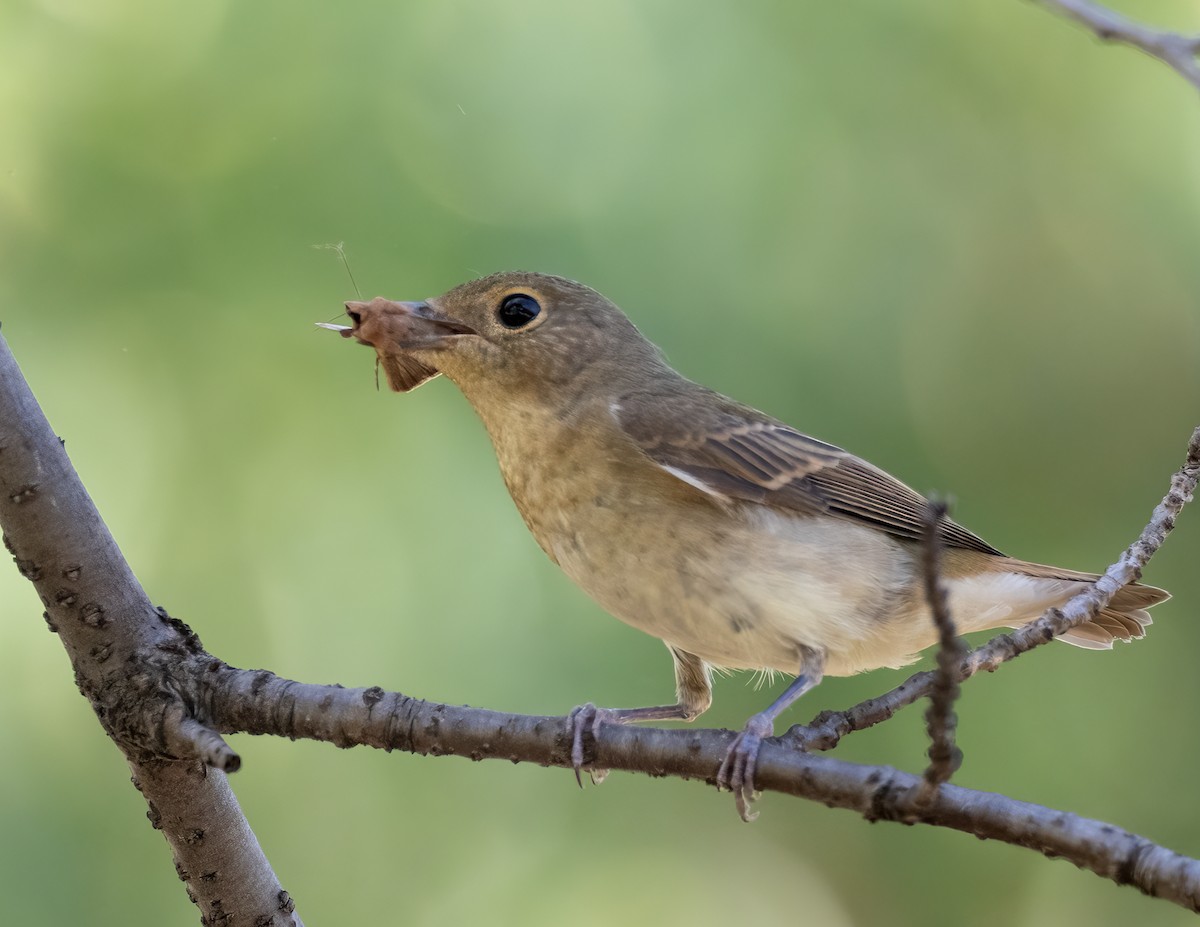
top-left (529, 488), bottom-right (930, 677)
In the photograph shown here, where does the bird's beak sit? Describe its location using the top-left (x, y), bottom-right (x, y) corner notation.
top-left (319, 297), bottom-right (476, 392)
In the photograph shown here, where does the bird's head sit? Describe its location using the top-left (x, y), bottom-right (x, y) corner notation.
top-left (330, 271), bottom-right (664, 398)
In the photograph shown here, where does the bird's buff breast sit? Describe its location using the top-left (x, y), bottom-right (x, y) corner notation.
top-left (496, 424), bottom-right (928, 677)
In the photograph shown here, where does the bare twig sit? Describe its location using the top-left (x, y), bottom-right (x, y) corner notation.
top-left (1032, 0), bottom-right (1200, 92)
top-left (915, 501), bottom-right (966, 803)
top-left (792, 424), bottom-right (1200, 754)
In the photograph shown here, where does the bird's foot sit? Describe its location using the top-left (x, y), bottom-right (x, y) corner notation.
top-left (566, 700), bottom-right (695, 788)
top-left (566, 703), bottom-right (617, 786)
top-left (716, 713), bottom-right (775, 822)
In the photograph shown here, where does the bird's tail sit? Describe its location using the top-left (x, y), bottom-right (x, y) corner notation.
top-left (996, 557), bottom-right (1169, 650)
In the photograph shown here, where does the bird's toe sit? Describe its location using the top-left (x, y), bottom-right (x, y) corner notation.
top-left (717, 714), bottom-right (774, 821)
top-left (566, 703), bottom-right (614, 786)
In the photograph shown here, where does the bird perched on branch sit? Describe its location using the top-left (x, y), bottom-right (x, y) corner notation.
top-left (326, 271), bottom-right (1168, 819)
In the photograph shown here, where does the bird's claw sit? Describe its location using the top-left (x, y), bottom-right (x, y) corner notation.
top-left (717, 715), bottom-right (774, 822)
top-left (566, 703), bottom-right (613, 786)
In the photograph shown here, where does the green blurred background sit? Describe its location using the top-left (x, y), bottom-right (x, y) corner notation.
top-left (2, 0), bottom-right (1199, 923)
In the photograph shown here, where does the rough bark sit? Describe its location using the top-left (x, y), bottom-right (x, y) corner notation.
top-left (0, 331), bottom-right (301, 927)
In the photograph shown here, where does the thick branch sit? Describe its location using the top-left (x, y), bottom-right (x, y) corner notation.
top-left (0, 331), bottom-right (300, 926)
top-left (204, 665), bottom-right (1200, 912)
top-left (200, 422), bottom-right (1198, 907)
top-left (1032, 0), bottom-right (1200, 92)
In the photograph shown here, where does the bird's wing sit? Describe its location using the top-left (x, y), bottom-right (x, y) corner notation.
top-left (612, 385), bottom-right (1001, 555)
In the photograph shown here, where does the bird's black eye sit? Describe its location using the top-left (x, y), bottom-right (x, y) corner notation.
top-left (496, 293), bottom-right (541, 329)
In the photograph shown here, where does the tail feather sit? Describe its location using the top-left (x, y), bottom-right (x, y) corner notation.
top-left (1058, 620), bottom-right (1120, 650)
top-left (995, 556), bottom-right (1168, 650)
top-left (1059, 607), bottom-right (1153, 649)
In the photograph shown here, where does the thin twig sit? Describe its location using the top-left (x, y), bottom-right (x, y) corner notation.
top-left (1032, 0), bottom-right (1200, 92)
top-left (915, 501), bottom-right (966, 803)
top-left (792, 424), bottom-right (1200, 754)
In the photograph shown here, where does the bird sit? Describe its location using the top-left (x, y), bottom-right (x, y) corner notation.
top-left (325, 270), bottom-right (1169, 819)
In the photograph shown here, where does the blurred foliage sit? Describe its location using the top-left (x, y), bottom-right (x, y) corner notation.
top-left (2, 0), bottom-right (1199, 924)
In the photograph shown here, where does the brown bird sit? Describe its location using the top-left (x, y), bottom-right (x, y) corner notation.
top-left (327, 271), bottom-right (1168, 819)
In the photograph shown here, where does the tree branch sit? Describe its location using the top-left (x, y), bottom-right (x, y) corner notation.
top-left (1032, 0), bottom-right (1200, 92)
top-left (0, 331), bottom-right (301, 927)
top-left (203, 662), bottom-right (1200, 912)
top-left (196, 427), bottom-right (1199, 908)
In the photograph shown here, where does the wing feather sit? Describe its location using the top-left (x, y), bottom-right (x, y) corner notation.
top-left (613, 385), bottom-right (1001, 555)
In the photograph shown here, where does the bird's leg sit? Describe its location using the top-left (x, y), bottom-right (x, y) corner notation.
top-left (717, 646), bottom-right (826, 821)
top-left (568, 646), bottom-right (712, 785)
